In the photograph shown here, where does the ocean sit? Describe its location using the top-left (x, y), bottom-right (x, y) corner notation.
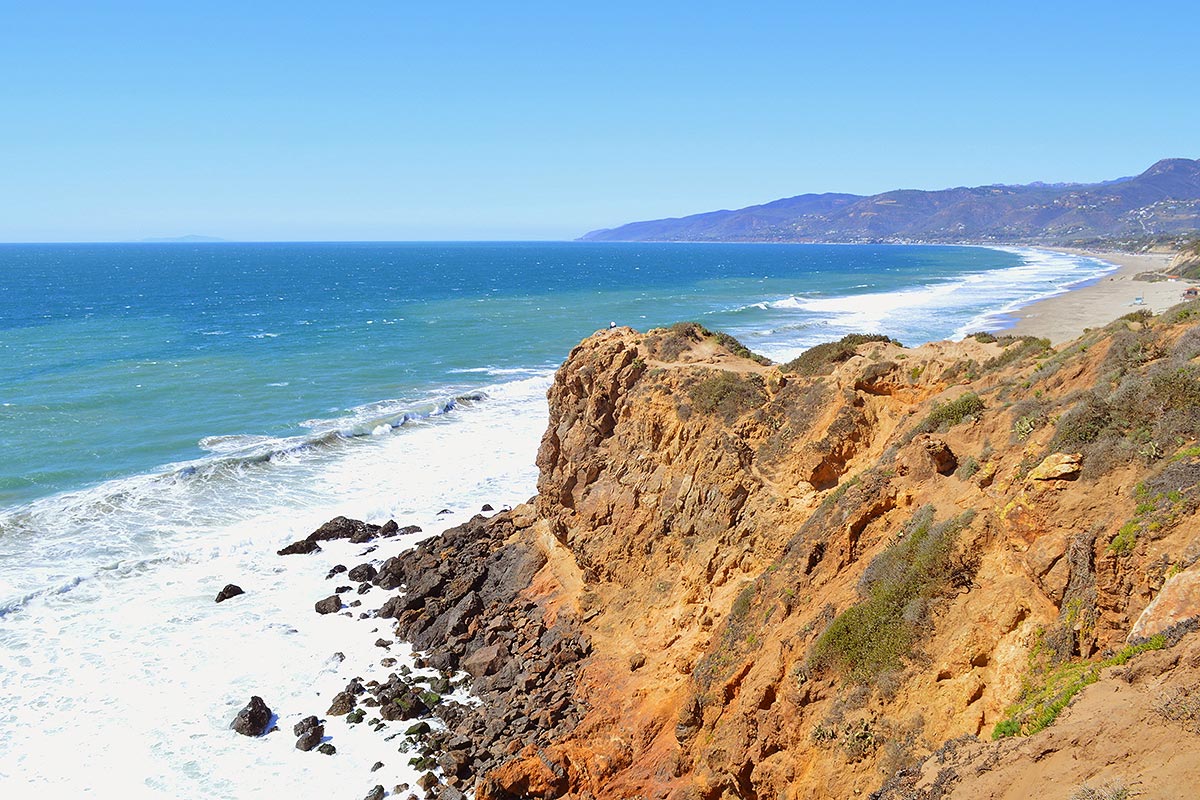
top-left (0, 241), bottom-right (1115, 796)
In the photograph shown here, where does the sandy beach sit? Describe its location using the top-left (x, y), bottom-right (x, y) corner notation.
top-left (1003, 250), bottom-right (1188, 344)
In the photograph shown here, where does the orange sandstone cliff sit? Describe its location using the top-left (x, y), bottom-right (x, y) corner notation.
top-left (385, 311), bottom-right (1200, 800)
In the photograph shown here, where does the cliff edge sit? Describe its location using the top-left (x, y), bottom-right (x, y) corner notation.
top-left (378, 312), bottom-right (1200, 799)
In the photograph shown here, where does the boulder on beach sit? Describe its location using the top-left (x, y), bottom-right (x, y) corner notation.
top-left (348, 563), bottom-right (377, 582)
top-left (293, 715), bottom-right (324, 751)
top-left (315, 595), bottom-right (342, 614)
top-left (327, 690), bottom-right (356, 716)
top-left (214, 584), bottom-right (245, 603)
top-left (277, 539), bottom-right (321, 556)
top-left (230, 696), bottom-right (272, 737)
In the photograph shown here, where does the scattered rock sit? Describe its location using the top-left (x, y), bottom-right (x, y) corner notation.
top-left (348, 563), bottom-right (378, 582)
top-left (371, 761), bottom-right (384, 772)
top-left (629, 653), bottom-right (647, 671)
top-left (462, 644), bottom-right (505, 678)
top-left (327, 690), bottom-right (356, 716)
top-left (294, 715), bottom-right (324, 751)
top-left (405, 720), bottom-right (432, 736)
top-left (317, 742), bottom-right (336, 755)
top-left (363, 786), bottom-right (385, 800)
top-left (481, 504), bottom-right (494, 512)
top-left (277, 539), bottom-right (321, 556)
top-left (292, 715), bottom-right (316, 735)
top-left (214, 584), bottom-right (245, 603)
top-left (1029, 452), bottom-right (1083, 481)
top-left (230, 696), bottom-right (272, 737)
top-left (327, 564), bottom-right (348, 579)
top-left (315, 595), bottom-right (343, 615)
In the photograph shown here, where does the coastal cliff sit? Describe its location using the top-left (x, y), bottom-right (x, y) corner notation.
top-left (373, 310), bottom-right (1200, 799)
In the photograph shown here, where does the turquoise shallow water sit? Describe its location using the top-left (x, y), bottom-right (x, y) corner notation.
top-left (0, 241), bottom-right (1112, 507)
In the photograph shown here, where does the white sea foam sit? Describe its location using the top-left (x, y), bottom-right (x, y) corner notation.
top-left (0, 372), bottom-right (552, 797)
top-left (738, 247), bottom-right (1118, 363)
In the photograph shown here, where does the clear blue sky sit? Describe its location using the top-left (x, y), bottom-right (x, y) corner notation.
top-left (1, 1), bottom-right (1197, 241)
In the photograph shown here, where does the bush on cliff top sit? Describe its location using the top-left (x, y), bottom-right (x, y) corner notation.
top-left (688, 371), bottom-right (767, 422)
top-left (650, 322), bottom-right (771, 365)
top-left (811, 507), bottom-right (976, 682)
top-left (782, 334), bottom-right (899, 377)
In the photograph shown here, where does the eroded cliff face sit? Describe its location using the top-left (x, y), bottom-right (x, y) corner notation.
top-left (389, 313), bottom-right (1200, 800)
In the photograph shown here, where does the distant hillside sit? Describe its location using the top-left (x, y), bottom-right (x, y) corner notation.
top-left (140, 234), bottom-right (226, 243)
top-left (1170, 237), bottom-right (1200, 279)
top-left (581, 158), bottom-right (1200, 247)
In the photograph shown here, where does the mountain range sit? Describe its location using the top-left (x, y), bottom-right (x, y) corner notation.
top-left (580, 158), bottom-right (1200, 246)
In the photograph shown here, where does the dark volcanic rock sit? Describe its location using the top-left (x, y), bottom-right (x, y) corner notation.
top-left (214, 584), bottom-right (245, 603)
top-left (327, 690), bottom-right (356, 716)
top-left (481, 504), bottom-right (494, 512)
top-left (295, 716), bottom-right (324, 751)
top-left (278, 515), bottom-right (390, 557)
top-left (326, 564), bottom-right (347, 579)
top-left (364, 512), bottom-right (591, 789)
top-left (293, 715), bottom-right (321, 736)
top-left (317, 742), bottom-right (336, 755)
top-left (277, 539), bottom-right (321, 556)
top-left (315, 595), bottom-right (342, 614)
top-left (364, 786), bottom-right (385, 800)
top-left (230, 696), bottom-right (272, 737)
top-left (310, 515), bottom-right (377, 543)
top-left (348, 563), bottom-right (378, 582)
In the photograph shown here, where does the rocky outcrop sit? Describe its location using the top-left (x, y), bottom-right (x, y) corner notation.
top-left (315, 595), bottom-right (342, 615)
top-left (214, 583), bottom-right (244, 603)
top-left (1129, 565), bottom-right (1200, 641)
top-left (348, 317), bottom-right (1200, 799)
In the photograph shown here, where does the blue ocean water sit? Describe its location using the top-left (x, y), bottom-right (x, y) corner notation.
top-left (0, 242), bottom-right (1109, 507)
top-left (0, 241), bottom-right (1116, 797)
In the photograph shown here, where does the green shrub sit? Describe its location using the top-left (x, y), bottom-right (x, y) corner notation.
top-left (916, 392), bottom-right (985, 433)
top-left (811, 508), bottom-right (976, 681)
top-left (1108, 522), bottom-right (1138, 555)
top-left (1050, 392), bottom-right (1112, 450)
top-left (688, 371), bottom-right (766, 421)
top-left (969, 331), bottom-right (998, 344)
top-left (954, 456), bottom-right (981, 480)
top-left (1168, 299), bottom-right (1200, 325)
top-left (1103, 329), bottom-right (1165, 378)
top-left (980, 336), bottom-right (1051, 373)
top-left (782, 334), bottom-right (899, 377)
top-left (712, 330), bottom-right (772, 365)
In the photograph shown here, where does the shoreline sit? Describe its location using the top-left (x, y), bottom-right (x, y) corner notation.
top-left (998, 249), bottom-right (1184, 344)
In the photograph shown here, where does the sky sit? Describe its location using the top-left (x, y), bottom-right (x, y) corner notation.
top-left (1, 1), bottom-right (1197, 242)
